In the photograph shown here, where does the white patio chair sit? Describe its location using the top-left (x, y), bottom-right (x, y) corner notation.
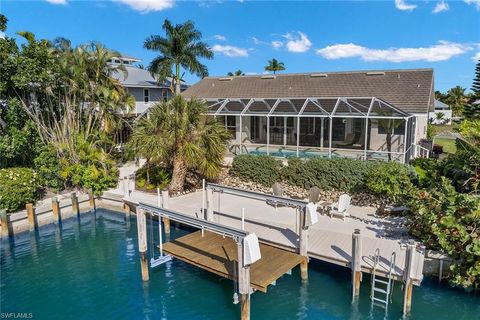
top-left (329, 194), bottom-right (351, 221)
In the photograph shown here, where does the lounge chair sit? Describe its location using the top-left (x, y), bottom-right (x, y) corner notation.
top-left (329, 194), bottom-right (351, 221)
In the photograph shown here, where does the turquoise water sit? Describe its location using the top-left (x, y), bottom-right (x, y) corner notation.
top-left (1, 209), bottom-right (478, 319)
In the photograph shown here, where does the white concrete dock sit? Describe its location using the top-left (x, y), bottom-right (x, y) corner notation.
top-left (122, 187), bottom-right (424, 283)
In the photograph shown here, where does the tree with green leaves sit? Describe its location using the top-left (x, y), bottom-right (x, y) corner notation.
top-left (264, 58), bottom-right (285, 74)
top-left (472, 60), bottom-right (480, 96)
top-left (445, 85), bottom-right (468, 116)
top-left (144, 19), bottom-right (213, 94)
top-left (227, 70), bottom-right (244, 76)
top-left (128, 96), bottom-right (230, 193)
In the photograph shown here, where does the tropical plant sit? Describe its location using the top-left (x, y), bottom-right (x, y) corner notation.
top-left (408, 178), bottom-right (480, 289)
top-left (264, 58), bottom-right (285, 74)
top-left (2, 30), bottom-right (130, 193)
top-left (366, 162), bottom-right (416, 204)
top-left (144, 19), bottom-right (213, 94)
top-left (128, 96), bottom-right (230, 193)
top-left (227, 70), bottom-right (244, 76)
top-left (435, 112), bottom-right (445, 122)
top-left (459, 120), bottom-right (480, 146)
top-left (445, 86), bottom-right (468, 117)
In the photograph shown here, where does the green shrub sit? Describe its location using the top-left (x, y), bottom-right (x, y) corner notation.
top-left (282, 157), bottom-right (375, 192)
top-left (0, 168), bottom-right (40, 212)
top-left (135, 164), bottom-right (171, 190)
top-left (408, 178), bottom-right (480, 288)
top-left (230, 155), bottom-right (282, 187)
top-left (366, 162), bottom-right (416, 204)
top-left (33, 145), bottom-right (64, 191)
top-left (409, 158), bottom-right (440, 188)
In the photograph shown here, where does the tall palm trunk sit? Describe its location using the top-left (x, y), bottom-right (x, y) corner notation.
top-left (169, 153), bottom-right (187, 193)
top-left (175, 63), bottom-right (181, 95)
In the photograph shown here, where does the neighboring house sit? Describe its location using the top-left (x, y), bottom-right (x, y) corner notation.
top-left (109, 55), bottom-right (188, 144)
top-left (429, 100), bottom-right (452, 125)
top-left (182, 68), bottom-right (434, 163)
top-left (110, 55), bottom-right (188, 115)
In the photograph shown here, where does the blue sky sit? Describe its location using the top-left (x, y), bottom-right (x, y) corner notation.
top-left (1, 0), bottom-right (479, 92)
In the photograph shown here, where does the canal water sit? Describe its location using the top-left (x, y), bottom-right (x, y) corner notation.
top-left (1, 209), bottom-right (478, 319)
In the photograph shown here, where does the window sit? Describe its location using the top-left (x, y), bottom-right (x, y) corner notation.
top-left (162, 89), bottom-right (169, 102)
top-left (144, 89), bottom-right (149, 104)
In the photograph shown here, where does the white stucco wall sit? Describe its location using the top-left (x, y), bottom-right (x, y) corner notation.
top-left (429, 110), bottom-right (452, 125)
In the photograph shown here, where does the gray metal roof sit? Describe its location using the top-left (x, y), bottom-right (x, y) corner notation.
top-left (434, 99), bottom-right (450, 110)
top-left (114, 66), bottom-right (167, 88)
top-left (182, 68), bottom-right (434, 114)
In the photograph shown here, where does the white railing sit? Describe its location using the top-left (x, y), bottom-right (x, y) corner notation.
top-left (413, 144), bottom-right (430, 158)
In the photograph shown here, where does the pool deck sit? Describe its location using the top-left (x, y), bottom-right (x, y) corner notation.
top-left (123, 187), bottom-right (423, 284)
top-left (162, 230), bottom-right (305, 293)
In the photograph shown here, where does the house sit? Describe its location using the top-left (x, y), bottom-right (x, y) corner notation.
top-left (110, 55), bottom-right (179, 115)
top-left (429, 100), bottom-right (452, 125)
top-left (182, 68), bottom-right (434, 163)
top-left (109, 55), bottom-right (188, 143)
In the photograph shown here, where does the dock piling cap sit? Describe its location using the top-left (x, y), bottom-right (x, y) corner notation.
top-left (244, 233), bottom-right (261, 265)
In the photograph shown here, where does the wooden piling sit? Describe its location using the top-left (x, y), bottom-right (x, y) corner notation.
top-left (89, 190), bottom-right (96, 211)
top-left (26, 203), bottom-right (36, 231)
top-left (206, 189), bottom-right (214, 221)
top-left (237, 240), bottom-right (251, 320)
top-left (161, 190), bottom-right (170, 234)
top-left (240, 293), bottom-right (250, 320)
top-left (402, 242), bottom-right (416, 315)
top-left (351, 229), bottom-right (362, 298)
top-left (52, 197), bottom-right (61, 224)
top-left (298, 207), bottom-right (309, 280)
top-left (137, 208), bottom-right (149, 281)
top-left (71, 192), bottom-right (79, 217)
top-left (0, 209), bottom-right (11, 238)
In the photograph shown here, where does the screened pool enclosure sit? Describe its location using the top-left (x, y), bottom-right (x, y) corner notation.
top-left (205, 97), bottom-right (416, 163)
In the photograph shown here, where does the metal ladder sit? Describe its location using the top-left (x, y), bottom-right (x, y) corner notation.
top-left (370, 249), bottom-right (396, 310)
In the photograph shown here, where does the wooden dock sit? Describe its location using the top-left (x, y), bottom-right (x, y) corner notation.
top-left (162, 231), bottom-right (306, 293)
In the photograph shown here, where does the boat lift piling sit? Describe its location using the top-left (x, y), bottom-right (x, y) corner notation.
top-left (351, 229), bottom-right (362, 299)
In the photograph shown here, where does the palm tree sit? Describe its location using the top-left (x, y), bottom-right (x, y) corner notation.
top-left (264, 58), bottom-right (285, 74)
top-left (227, 70), bottom-right (244, 76)
top-left (128, 96), bottom-right (230, 193)
top-left (445, 86), bottom-right (468, 117)
top-left (144, 19), bottom-right (213, 94)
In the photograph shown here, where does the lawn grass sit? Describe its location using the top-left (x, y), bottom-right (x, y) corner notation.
top-left (434, 137), bottom-right (457, 154)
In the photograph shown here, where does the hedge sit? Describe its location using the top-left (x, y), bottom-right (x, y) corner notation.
top-left (282, 157), bottom-right (376, 192)
top-left (0, 168), bottom-right (40, 213)
top-left (230, 154), bottom-right (416, 197)
top-left (230, 154), bottom-right (283, 187)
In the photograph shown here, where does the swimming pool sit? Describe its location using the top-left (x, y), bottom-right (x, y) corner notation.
top-left (1, 209), bottom-right (478, 319)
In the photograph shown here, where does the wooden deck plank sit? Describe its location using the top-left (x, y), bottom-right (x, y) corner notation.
top-left (162, 231), bottom-right (305, 293)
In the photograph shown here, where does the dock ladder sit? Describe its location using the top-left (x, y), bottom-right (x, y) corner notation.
top-left (370, 249), bottom-right (396, 311)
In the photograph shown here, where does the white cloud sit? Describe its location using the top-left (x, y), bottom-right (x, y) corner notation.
top-left (316, 41), bottom-right (472, 62)
top-left (114, 0), bottom-right (174, 13)
top-left (251, 37), bottom-right (269, 45)
top-left (433, 1), bottom-right (449, 13)
top-left (283, 31), bottom-right (312, 53)
top-left (465, 0), bottom-right (480, 10)
top-left (0, 32), bottom-right (5, 40)
top-left (213, 34), bottom-right (227, 41)
top-left (473, 52), bottom-right (480, 62)
top-left (46, 0), bottom-right (67, 4)
top-left (212, 44), bottom-right (248, 57)
top-left (271, 41), bottom-right (283, 49)
top-left (395, 0), bottom-right (417, 11)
